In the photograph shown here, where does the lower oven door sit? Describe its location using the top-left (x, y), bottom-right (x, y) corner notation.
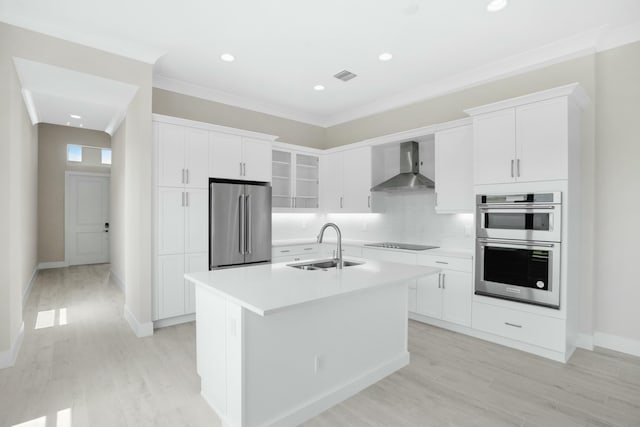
top-left (475, 238), bottom-right (561, 308)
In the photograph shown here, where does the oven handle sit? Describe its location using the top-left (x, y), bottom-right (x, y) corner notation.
top-left (477, 238), bottom-right (556, 248)
top-left (477, 205), bottom-right (556, 210)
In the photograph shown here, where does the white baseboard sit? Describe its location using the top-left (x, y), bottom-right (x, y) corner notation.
top-left (22, 267), bottom-right (39, 308)
top-left (154, 313), bottom-right (195, 329)
top-left (124, 305), bottom-right (154, 338)
top-left (109, 270), bottom-right (125, 292)
top-left (0, 322), bottom-right (24, 369)
top-left (575, 333), bottom-right (594, 351)
top-left (38, 261), bottom-right (68, 270)
top-left (594, 332), bottom-right (640, 358)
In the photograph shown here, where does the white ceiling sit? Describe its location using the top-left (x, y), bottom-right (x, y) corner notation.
top-left (2, 0), bottom-right (640, 127)
top-left (13, 58), bottom-right (138, 135)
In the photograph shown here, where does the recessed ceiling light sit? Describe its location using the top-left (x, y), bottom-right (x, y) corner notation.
top-left (378, 52), bottom-right (393, 62)
top-left (487, 0), bottom-right (508, 12)
top-left (70, 114), bottom-right (82, 119)
top-left (313, 85), bottom-right (325, 91)
top-left (220, 53), bottom-right (235, 62)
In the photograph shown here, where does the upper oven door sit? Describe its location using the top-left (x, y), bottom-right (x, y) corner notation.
top-left (476, 204), bottom-right (561, 242)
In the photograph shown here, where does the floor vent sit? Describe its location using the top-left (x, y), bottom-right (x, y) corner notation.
top-left (334, 70), bottom-right (357, 82)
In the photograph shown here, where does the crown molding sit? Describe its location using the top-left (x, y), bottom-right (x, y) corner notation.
top-left (595, 20), bottom-right (640, 52)
top-left (152, 113), bottom-right (279, 141)
top-left (152, 75), bottom-right (327, 127)
top-left (464, 83), bottom-right (590, 116)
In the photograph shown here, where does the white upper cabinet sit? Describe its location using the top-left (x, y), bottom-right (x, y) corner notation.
top-left (467, 84), bottom-right (587, 185)
top-left (209, 132), bottom-right (272, 182)
top-left (157, 123), bottom-right (186, 188)
top-left (435, 124), bottom-right (473, 213)
top-left (342, 147), bottom-right (372, 212)
top-left (184, 128), bottom-right (211, 188)
top-left (321, 146), bottom-right (372, 213)
top-left (321, 151), bottom-right (344, 211)
top-left (209, 132), bottom-right (243, 180)
top-left (157, 123), bottom-right (210, 189)
top-left (242, 137), bottom-right (272, 182)
top-left (515, 97), bottom-right (568, 182)
top-left (473, 109), bottom-right (516, 185)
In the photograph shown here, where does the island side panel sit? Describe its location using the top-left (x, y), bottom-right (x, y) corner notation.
top-left (242, 282), bottom-right (409, 427)
top-left (196, 285), bottom-right (244, 426)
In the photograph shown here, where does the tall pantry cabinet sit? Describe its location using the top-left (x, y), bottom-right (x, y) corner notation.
top-left (153, 115), bottom-right (276, 325)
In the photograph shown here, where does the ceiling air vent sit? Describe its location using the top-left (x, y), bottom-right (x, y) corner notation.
top-left (334, 70), bottom-right (357, 82)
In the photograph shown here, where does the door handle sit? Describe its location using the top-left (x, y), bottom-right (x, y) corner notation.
top-left (437, 273), bottom-right (442, 289)
top-left (181, 192), bottom-right (185, 207)
top-left (182, 168), bottom-right (185, 184)
top-left (186, 192), bottom-right (189, 207)
top-left (368, 195), bottom-right (371, 208)
top-left (239, 195), bottom-right (246, 254)
top-left (516, 159), bottom-right (521, 177)
top-left (246, 194), bottom-right (252, 255)
top-left (104, 222), bottom-right (110, 233)
top-left (441, 273), bottom-right (445, 289)
top-left (186, 169), bottom-right (189, 184)
top-left (239, 162), bottom-right (243, 177)
top-left (340, 196), bottom-right (343, 209)
top-left (510, 160), bottom-right (514, 178)
top-left (243, 163), bottom-right (247, 177)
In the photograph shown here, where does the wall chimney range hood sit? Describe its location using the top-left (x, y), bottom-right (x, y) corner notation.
top-left (370, 141), bottom-right (435, 192)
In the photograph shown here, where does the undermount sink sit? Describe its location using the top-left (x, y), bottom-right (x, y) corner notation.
top-left (287, 259), bottom-right (364, 271)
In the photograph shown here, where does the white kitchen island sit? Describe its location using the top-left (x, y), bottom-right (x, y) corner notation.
top-left (185, 258), bottom-right (439, 427)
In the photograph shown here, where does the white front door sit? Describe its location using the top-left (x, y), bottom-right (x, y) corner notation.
top-left (66, 173), bottom-right (110, 265)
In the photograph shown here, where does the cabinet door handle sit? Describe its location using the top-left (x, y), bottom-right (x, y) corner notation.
top-left (441, 273), bottom-right (445, 289)
top-left (240, 162), bottom-right (243, 176)
top-left (516, 159), bottom-right (521, 177)
top-left (368, 195), bottom-right (371, 208)
top-left (435, 192), bottom-right (438, 207)
top-left (186, 169), bottom-right (189, 184)
top-left (280, 250), bottom-right (290, 253)
top-left (182, 168), bottom-right (185, 184)
top-left (243, 163), bottom-right (246, 177)
top-left (437, 272), bottom-right (442, 289)
top-left (181, 192), bottom-right (185, 207)
top-left (510, 160), bottom-right (514, 178)
top-left (505, 322), bottom-right (522, 328)
top-left (186, 192), bottom-right (189, 207)
top-left (340, 197), bottom-right (343, 209)
top-left (435, 261), bottom-right (449, 265)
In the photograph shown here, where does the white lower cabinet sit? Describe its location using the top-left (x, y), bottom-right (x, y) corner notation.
top-left (472, 301), bottom-right (565, 352)
top-left (272, 244), bottom-right (319, 263)
top-left (415, 254), bottom-right (473, 327)
top-left (157, 252), bottom-right (207, 320)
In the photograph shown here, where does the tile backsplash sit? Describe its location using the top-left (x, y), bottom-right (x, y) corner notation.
top-left (272, 192), bottom-right (474, 249)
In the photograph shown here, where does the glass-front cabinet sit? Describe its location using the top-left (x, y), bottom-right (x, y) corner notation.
top-left (272, 147), bottom-right (320, 211)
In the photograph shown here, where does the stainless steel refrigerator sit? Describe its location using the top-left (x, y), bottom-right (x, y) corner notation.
top-left (209, 179), bottom-right (272, 270)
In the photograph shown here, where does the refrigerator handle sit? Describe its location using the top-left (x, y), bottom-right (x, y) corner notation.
top-left (239, 194), bottom-right (246, 254)
top-left (246, 194), bottom-right (252, 254)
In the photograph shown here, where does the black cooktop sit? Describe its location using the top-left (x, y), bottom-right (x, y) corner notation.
top-left (364, 242), bottom-right (439, 251)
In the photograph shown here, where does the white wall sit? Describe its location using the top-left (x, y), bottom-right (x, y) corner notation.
top-left (272, 193), bottom-right (474, 249)
top-left (0, 27), bottom-right (39, 361)
top-left (593, 43), bottom-right (640, 344)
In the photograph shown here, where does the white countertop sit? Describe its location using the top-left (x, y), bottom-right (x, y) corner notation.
top-left (185, 257), bottom-right (440, 317)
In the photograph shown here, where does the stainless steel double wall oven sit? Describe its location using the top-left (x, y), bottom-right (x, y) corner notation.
top-left (475, 192), bottom-right (562, 308)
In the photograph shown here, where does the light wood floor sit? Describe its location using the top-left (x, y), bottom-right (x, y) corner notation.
top-left (1, 265), bottom-right (639, 427)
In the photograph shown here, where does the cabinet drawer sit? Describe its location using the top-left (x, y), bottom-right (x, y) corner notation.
top-left (272, 254), bottom-right (317, 264)
top-left (272, 244), bottom-right (318, 258)
top-left (472, 302), bottom-right (565, 352)
top-left (417, 254), bottom-right (472, 272)
top-left (361, 248), bottom-right (417, 264)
